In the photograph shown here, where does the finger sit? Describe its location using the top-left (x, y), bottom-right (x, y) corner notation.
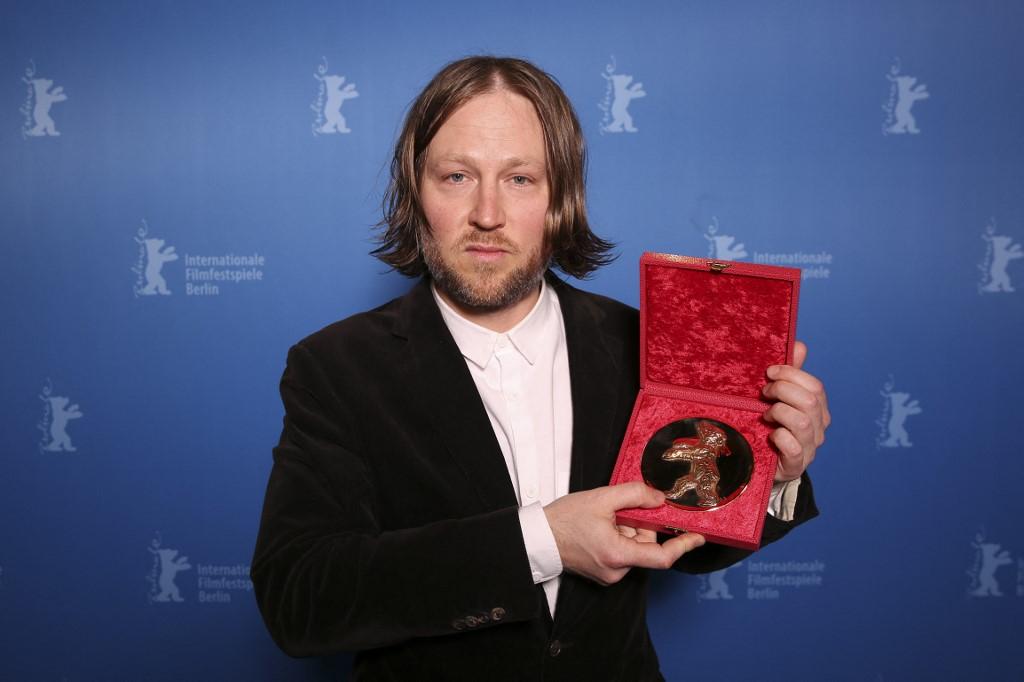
top-left (766, 348), bottom-right (831, 429)
top-left (792, 340), bottom-right (807, 370)
top-left (818, 391), bottom-right (831, 429)
top-left (762, 380), bottom-right (823, 429)
top-left (766, 373), bottom-right (830, 433)
top-left (604, 481), bottom-right (666, 511)
top-left (770, 424), bottom-right (804, 460)
top-left (765, 365), bottom-right (825, 397)
top-left (770, 427), bottom-right (810, 481)
top-left (617, 524), bottom-right (638, 539)
top-left (620, 532), bottom-right (705, 570)
top-left (659, 532), bottom-right (706, 560)
top-left (634, 528), bottom-right (659, 543)
top-left (770, 373), bottom-right (829, 429)
top-left (764, 400), bottom-right (821, 448)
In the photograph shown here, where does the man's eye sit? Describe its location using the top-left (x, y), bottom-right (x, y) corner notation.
top-left (511, 175), bottom-right (530, 185)
top-left (448, 173), bottom-right (466, 183)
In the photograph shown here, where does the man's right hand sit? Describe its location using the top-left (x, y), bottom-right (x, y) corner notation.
top-left (543, 482), bottom-right (705, 586)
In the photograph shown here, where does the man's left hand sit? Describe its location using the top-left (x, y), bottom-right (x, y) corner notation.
top-left (761, 340), bottom-right (830, 482)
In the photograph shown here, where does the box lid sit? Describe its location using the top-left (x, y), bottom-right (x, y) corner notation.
top-left (640, 253), bottom-right (801, 402)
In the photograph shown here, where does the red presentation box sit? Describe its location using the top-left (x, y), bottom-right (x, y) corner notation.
top-left (609, 252), bottom-right (801, 550)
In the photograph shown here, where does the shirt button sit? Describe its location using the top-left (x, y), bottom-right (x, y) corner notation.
top-left (491, 607), bottom-right (506, 621)
top-left (525, 485), bottom-right (538, 500)
top-left (548, 640), bottom-right (562, 657)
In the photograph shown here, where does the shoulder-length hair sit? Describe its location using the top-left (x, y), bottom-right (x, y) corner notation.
top-left (373, 56), bottom-right (615, 279)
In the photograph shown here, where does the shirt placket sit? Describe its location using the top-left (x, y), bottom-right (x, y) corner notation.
top-left (495, 336), bottom-right (539, 508)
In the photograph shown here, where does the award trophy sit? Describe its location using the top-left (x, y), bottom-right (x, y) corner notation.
top-left (608, 253), bottom-right (801, 549)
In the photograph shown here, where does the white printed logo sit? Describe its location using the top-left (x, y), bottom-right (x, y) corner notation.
top-left (132, 220), bottom-right (178, 297)
top-left (145, 533), bottom-right (252, 605)
top-left (967, 531), bottom-right (1013, 598)
top-left (312, 57), bottom-right (359, 135)
top-left (697, 563), bottom-right (741, 600)
top-left (131, 220), bottom-right (266, 297)
top-left (147, 533), bottom-right (191, 603)
top-left (704, 216), bottom-right (748, 261)
top-left (700, 216), bottom-right (834, 278)
top-left (699, 559), bottom-right (825, 601)
top-left (598, 56), bottom-right (646, 134)
top-left (37, 379), bottom-right (82, 453)
top-left (978, 218), bottom-right (1022, 294)
top-left (876, 375), bottom-right (921, 448)
top-left (195, 563), bottom-right (254, 604)
top-left (746, 560), bottom-right (825, 600)
top-left (882, 59), bottom-right (929, 136)
top-left (21, 60), bottom-right (67, 138)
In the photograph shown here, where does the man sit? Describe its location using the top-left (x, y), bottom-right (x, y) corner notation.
top-left (252, 56), bottom-right (827, 680)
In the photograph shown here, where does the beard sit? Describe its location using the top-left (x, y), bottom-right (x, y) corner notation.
top-left (421, 230), bottom-right (548, 312)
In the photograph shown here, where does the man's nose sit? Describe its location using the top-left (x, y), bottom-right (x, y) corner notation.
top-left (468, 181), bottom-right (505, 230)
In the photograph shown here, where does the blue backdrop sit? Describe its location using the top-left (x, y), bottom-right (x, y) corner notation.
top-left (3, 1), bottom-right (1022, 679)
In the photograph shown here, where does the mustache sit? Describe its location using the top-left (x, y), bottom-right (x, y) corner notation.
top-left (457, 233), bottom-right (519, 253)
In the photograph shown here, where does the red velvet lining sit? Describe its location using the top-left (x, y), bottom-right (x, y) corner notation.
top-left (644, 264), bottom-right (794, 400)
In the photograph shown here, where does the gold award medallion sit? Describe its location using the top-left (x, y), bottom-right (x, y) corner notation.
top-left (641, 418), bottom-right (753, 510)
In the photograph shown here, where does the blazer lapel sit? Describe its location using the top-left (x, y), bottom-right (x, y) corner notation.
top-left (392, 278), bottom-right (519, 513)
top-left (550, 276), bottom-right (627, 495)
top-left (547, 275), bottom-right (632, 627)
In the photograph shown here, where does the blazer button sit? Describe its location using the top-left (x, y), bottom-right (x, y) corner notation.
top-left (452, 618), bottom-right (466, 631)
top-left (465, 616), bottom-right (479, 628)
top-left (548, 640), bottom-right (562, 657)
top-left (490, 607), bottom-right (506, 621)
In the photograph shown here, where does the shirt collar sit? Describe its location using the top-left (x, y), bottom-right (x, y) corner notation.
top-left (433, 279), bottom-right (557, 369)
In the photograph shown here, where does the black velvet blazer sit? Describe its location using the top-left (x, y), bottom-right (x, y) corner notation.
top-left (251, 274), bottom-right (817, 681)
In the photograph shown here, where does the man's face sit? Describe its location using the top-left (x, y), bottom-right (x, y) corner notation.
top-left (419, 89), bottom-right (550, 312)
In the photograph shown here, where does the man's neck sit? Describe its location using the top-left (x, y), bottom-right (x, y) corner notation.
top-left (434, 283), bottom-right (543, 333)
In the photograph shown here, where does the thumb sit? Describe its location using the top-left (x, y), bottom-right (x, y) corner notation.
top-left (661, 532), bottom-right (706, 558)
top-left (605, 481), bottom-right (665, 511)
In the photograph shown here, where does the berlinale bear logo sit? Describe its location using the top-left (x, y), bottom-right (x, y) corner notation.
top-left (147, 533), bottom-right (192, 603)
top-left (598, 56), bottom-right (646, 134)
top-left (967, 531), bottom-right (1013, 598)
top-left (21, 61), bottom-right (67, 138)
top-left (883, 59), bottom-right (929, 136)
top-left (876, 376), bottom-right (922, 448)
top-left (979, 220), bottom-right (1022, 294)
top-left (37, 379), bottom-right (83, 453)
top-left (132, 220), bottom-right (179, 296)
top-left (697, 563), bottom-right (741, 600)
top-left (704, 216), bottom-right (748, 261)
top-left (312, 57), bottom-right (359, 135)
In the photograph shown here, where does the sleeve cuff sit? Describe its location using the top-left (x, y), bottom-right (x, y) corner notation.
top-left (767, 478), bottom-right (801, 521)
top-left (517, 502), bottom-right (563, 584)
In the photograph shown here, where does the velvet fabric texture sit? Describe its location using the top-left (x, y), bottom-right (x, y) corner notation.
top-left (251, 273), bottom-right (817, 681)
top-left (644, 260), bottom-right (797, 400)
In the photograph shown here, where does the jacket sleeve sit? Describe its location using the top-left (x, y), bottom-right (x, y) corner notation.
top-left (671, 471), bottom-right (819, 574)
top-left (250, 344), bottom-right (541, 657)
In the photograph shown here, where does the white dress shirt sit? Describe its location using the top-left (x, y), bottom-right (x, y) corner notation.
top-left (434, 281), bottom-right (800, 617)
